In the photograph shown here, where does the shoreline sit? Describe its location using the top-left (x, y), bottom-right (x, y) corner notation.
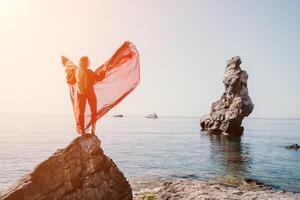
top-left (131, 177), bottom-right (300, 200)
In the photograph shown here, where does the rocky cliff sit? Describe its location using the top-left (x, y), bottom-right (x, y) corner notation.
top-left (200, 56), bottom-right (254, 135)
top-left (1, 135), bottom-right (132, 200)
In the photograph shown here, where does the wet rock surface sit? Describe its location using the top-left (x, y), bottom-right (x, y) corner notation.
top-left (1, 135), bottom-right (132, 200)
top-left (200, 56), bottom-right (254, 135)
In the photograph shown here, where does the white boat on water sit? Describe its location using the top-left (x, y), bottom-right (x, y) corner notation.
top-left (145, 112), bottom-right (158, 119)
top-left (113, 114), bottom-right (124, 118)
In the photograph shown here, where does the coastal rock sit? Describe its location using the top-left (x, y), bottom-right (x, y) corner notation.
top-left (1, 135), bottom-right (132, 200)
top-left (200, 56), bottom-right (254, 134)
top-left (156, 179), bottom-right (300, 200)
top-left (286, 144), bottom-right (300, 150)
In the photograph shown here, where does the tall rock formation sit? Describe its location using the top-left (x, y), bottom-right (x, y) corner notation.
top-left (200, 56), bottom-right (254, 135)
top-left (1, 135), bottom-right (132, 200)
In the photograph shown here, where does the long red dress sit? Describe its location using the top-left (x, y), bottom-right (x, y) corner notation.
top-left (62, 41), bottom-right (140, 133)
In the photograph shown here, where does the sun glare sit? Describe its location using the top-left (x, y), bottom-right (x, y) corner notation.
top-left (0, 0), bottom-right (14, 15)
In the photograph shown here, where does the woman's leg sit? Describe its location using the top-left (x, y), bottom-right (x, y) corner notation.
top-left (77, 93), bottom-right (86, 134)
top-left (87, 89), bottom-right (97, 134)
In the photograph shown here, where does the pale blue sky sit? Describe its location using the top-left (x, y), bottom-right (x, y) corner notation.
top-left (0, 0), bottom-right (299, 118)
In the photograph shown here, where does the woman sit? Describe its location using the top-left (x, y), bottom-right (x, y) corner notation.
top-left (62, 56), bottom-right (106, 134)
top-left (61, 41), bottom-right (140, 136)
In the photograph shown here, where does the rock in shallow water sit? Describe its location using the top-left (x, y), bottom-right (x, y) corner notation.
top-left (1, 135), bottom-right (132, 200)
top-left (200, 56), bottom-right (254, 135)
top-left (286, 144), bottom-right (300, 150)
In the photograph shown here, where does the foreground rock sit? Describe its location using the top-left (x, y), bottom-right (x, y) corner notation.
top-left (1, 135), bottom-right (132, 200)
top-left (200, 56), bottom-right (254, 135)
top-left (157, 180), bottom-right (300, 200)
top-left (132, 178), bottom-right (300, 200)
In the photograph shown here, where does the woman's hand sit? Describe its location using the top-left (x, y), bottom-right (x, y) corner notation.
top-left (102, 62), bottom-right (108, 71)
top-left (61, 56), bottom-right (68, 66)
top-left (62, 56), bottom-right (77, 70)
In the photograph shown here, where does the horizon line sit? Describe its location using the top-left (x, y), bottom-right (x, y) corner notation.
top-left (0, 113), bottom-right (299, 120)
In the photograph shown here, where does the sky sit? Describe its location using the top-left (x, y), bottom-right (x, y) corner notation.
top-left (0, 0), bottom-right (299, 118)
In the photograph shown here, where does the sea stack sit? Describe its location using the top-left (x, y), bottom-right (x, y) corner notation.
top-left (200, 56), bottom-right (254, 135)
top-left (1, 135), bottom-right (132, 200)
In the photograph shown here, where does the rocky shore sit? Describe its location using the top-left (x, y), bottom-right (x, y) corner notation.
top-left (133, 178), bottom-right (300, 200)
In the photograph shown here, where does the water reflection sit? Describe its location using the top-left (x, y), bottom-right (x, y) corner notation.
top-left (207, 133), bottom-right (252, 178)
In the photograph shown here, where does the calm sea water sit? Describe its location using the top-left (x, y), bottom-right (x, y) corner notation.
top-left (0, 115), bottom-right (299, 192)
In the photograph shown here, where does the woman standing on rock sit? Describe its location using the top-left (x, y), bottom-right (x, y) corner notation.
top-left (61, 41), bottom-right (141, 135)
top-left (62, 56), bottom-right (106, 134)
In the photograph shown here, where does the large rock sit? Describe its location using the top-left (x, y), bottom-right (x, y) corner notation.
top-left (1, 135), bottom-right (132, 200)
top-left (200, 57), bottom-right (254, 135)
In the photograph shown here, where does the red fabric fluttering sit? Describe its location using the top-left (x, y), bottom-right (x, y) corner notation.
top-left (62, 41), bottom-right (140, 133)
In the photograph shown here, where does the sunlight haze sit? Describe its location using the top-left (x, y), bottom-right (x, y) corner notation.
top-left (0, 0), bottom-right (299, 118)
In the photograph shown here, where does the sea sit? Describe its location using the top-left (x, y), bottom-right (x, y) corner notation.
top-left (0, 115), bottom-right (299, 192)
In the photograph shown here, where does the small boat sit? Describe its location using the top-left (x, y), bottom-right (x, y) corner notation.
top-left (113, 114), bottom-right (124, 118)
top-left (145, 112), bottom-right (158, 119)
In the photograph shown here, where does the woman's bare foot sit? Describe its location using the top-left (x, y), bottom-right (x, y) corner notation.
top-left (91, 126), bottom-right (96, 135)
top-left (80, 130), bottom-right (88, 135)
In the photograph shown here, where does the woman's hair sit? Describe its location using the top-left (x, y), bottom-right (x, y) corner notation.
top-left (79, 56), bottom-right (89, 69)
